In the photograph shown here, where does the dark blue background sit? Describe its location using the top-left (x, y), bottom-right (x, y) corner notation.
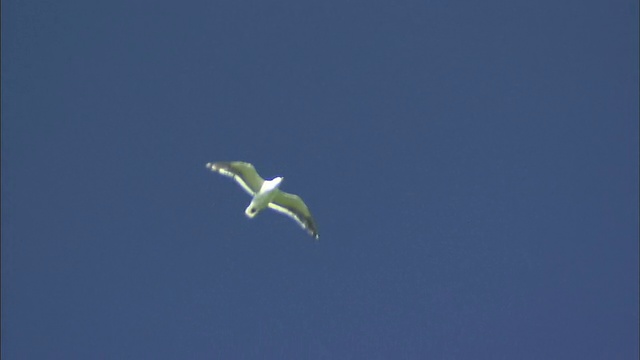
top-left (3, 0), bottom-right (638, 358)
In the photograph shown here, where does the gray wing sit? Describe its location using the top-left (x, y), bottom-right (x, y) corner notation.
top-left (206, 162), bottom-right (264, 195)
top-left (268, 191), bottom-right (319, 239)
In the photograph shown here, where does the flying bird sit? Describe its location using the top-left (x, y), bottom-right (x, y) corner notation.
top-left (206, 162), bottom-right (319, 240)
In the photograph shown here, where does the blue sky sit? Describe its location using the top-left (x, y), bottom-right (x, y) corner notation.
top-left (2, 0), bottom-right (638, 358)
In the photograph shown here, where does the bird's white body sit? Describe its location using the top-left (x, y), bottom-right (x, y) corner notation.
top-left (245, 177), bottom-right (283, 218)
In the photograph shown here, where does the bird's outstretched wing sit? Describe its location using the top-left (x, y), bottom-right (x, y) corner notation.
top-left (206, 162), bottom-right (264, 195)
top-left (269, 191), bottom-right (319, 240)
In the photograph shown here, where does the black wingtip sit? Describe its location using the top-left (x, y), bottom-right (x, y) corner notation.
top-left (205, 162), bottom-right (218, 170)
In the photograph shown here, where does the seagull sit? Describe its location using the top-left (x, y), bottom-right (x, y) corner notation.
top-left (206, 161), bottom-right (319, 240)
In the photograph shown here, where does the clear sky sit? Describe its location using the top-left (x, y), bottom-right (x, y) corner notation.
top-left (2, 0), bottom-right (638, 358)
